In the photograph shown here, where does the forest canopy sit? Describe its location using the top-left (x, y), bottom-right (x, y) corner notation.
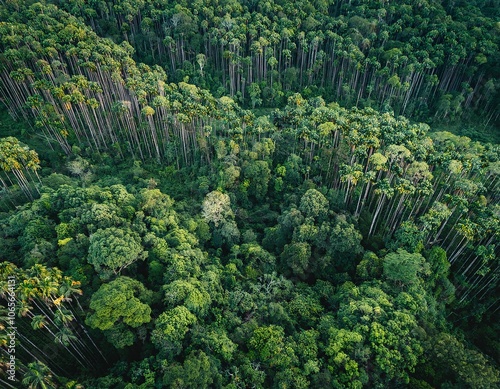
top-left (0, 0), bottom-right (499, 388)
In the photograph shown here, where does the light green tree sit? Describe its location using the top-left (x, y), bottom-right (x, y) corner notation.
top-left (86, 277), bottom-right (152, 348)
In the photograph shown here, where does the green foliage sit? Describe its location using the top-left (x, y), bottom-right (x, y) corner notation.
top-left (152, 306), bottom-right (197, 357)
top-left (22, 361), bottom-right (57, 389)
top-left (325, 328), bottom-right (366, 388)
top-left (139, 188), bottom-right (174, 218)
top-left (249, 325), bottom-right (298, 369)
top-left (425, 333), bottom-right (500, 388)
top-left (383, 249), bottom-right (429, 287)
top-left (162, 351), bottom-right (219, 388)
top-left (242, 160), bottom-right (271, 201)
top-left (193, 326), bottom-right (237, 362)
top-left (388, 221), bottom-right (425, 253)
top-left (87, 227), bottom-right (146, 279)
top-left (0, 1), bottom-right (498, 386)
top-left (163, 278), bottom-right (211, 316)
top-left (281, 242), bottom-right (311, 279)
top-left (299, 189), bottom-right (329, 219)
top-left (86, 277), bottom-right (152, 348)
top-left (356, 251), bottom-right (383, 281)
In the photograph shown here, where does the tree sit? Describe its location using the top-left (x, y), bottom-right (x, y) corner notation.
top-left (425, 333), bottom-right (500, 388)
top-left (162, 350), bottom-right (218, 388)
top-left (356, 251), bottom-right (383, 281)
top-left (249, 325), bottom-right (298, 370)
top-left (201, 190), bottom-right (233, 227)
top-left (325, 328), bottom-right (366, 388)
top-left (86, 277), bottom-right (152, 348)
top-left (321, 215), bottom-right (364, 274)
top-left (196, 54), bottom-right (206, 77)
top-left (0, 137), bottom-right (41, 201)
top-left (243, 160), bottom-right (271, 201)
top-left (163, 278), bottom-right (211, 316)
top-left (87, 228), bottom-right (146, 279)
top-left (368, 312), bottom-right (423, 385)
top-left (334, 282), bottom-right (425, 386)
top-left (139, 188), bottom-right (175, 219)
top-left (299, 189), bottom-right (329, 219)
top-left (151, 306), bottom-right (197, 358)
top-left (248, 82), bottom-right (262, 109)
top-left (388, 221), bottom-right (425, 253)
top-left (22, 361), bottom-right (56, 389)
top-left (66, 156), bottom-right (92, 185)
top-left (383, 249), bottom-right (429, 287)
top-left (281, 242), bottom-right (311, 279)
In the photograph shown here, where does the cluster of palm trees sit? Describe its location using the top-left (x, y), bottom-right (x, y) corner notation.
top-left (0, 262), bottom-right (105, 387)
top-left (0, 4), bottom-right (251, 168)
top-left (272, 96), bottom-right (498, 306)
top-left (0, 137), bottom-right (41, 202)
top-left (54, 0), bottom-right (500, 121)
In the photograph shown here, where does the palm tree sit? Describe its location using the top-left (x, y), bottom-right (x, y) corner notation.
top-left (31, 315), bottom-right (48, 330)
top-left (17, 300), bottom-right (34, 318)
top-left (54, 308), bottom-right (74, 327)
top-left (22, 361), bottom-right (56, 389)
top-left (0, 137), bottom-right (41, 200)
top-left (54, 327), bottom-right (77, 347)
top-left (58, 278), bottom-right (82, 302)
top-left (0, 261), bottom-right (17, 278)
